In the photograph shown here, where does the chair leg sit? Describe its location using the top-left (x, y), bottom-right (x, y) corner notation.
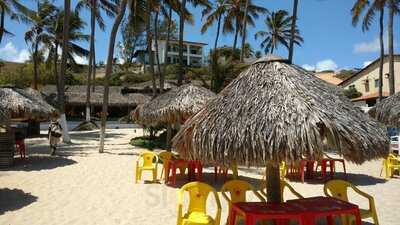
top-left (372, 213), bottom-right (379, 225)
top-left (152, 169), bottom-right (157, 182)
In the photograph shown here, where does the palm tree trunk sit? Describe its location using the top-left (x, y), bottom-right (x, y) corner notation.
top-left (146, 1), bottom-right (156, 97)
top-left (162, 6), bottom-right (173, 94)
top-left (92, 34), bottom-right (96, 92)
top-left (265, 162), bottom-right (281, 203)
top-left (288, 0), bottom-right (299, 63)
top-left (0, 6), bottom-right (5, 44)
top-left (58, 0), bottom-right (71, 143)
top-left (54, 43), bottom-right (59, 91)
top-left (240, 0), bottom-right (249, 62)
top-left (86, 0), bottom-right (96, 122)
top-left (232, 20), bottom-right (239, 57)
top-left (379, 7), bottom-right (384, 101)
top-left (214, 14), bottom-right (222, 50)
top-left (99, 0), bottom-right (128, 153)
top-left (154, 10), bottom-right (162, 93)
top-left (388, 1), bottom-right (395, 95)
top-left (178, 0), bottom-right (187, 86)
top-left (33, 41), bottom-right (39, 90)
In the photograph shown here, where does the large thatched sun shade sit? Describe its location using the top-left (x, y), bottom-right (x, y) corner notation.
top-left (173, 56), bottom-right (389, 165)
top-left (0, 87), bottom-right (58, 121)
top-left (133, 84), bottom-right (216, 125)
top-left (369, 92), bottom-right (400, 127)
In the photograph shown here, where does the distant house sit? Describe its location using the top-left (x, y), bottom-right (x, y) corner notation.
top-left (42, 85), bottom-right (151, 118)
top-left (135, 39), bottom-right (207, 71)
top-left (339, 55), bottom-right (400, 108)
top-left (315, 71), bottom-right (344, 86)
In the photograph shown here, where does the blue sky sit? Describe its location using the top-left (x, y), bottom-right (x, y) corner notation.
top-left (0, 0), bottom-right (399, 71)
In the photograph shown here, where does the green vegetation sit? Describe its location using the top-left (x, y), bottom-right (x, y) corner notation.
top-left (343, 87), bottom-right (362, 99)
top-left (130, 135), bottom-right (166, 150)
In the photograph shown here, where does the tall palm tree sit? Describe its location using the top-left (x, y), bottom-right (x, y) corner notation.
top-left (0, 0), bottom-right (30, 43)
top-left (99, 0), bottom-right (139, 153)
top-left (76, 0), bottom-right (118, 122)
top-left (24, 0), bottom-right (57, 90)
top-left (239, 0), bottom-right (249, 62)
top-left (255, 10), bottom-right (303, 55)
top-left (387, 0), bottom-right (395, 95)
top-left (177, 0), bottom-right (210, 86)
top-left (288, 0), bottom-right (298, 63)
top-left (222, 0), bottom-right (267, 57)
top-left (58, 0), bottom-right (72, 143)
top-left (46, 10), bottom-right (89, 91)
top-left (201, 0), bottom-right (228, 51)
top-left (351, 0), bottom-right (386, 100)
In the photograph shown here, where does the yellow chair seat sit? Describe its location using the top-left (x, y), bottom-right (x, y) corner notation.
top-left (360, 208), bottom-right (373, 219)
top-left (183, 212), bottom-right (215, 225)
top-left (142, 166), bottom-right (156, 170)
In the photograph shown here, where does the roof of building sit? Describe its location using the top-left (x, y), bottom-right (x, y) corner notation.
top-left (42, 85), bottom-right (150, 107)
top-left (339, 55), bottom-right (400, 86)
top-left (351, 91), bottom-right (390, 102)
top-left (315, 71), bottom-right (343, 85)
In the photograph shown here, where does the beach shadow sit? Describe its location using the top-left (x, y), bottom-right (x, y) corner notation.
top-left (0, 188), bottom-right (38, 215)
top-left (69, 131), bottom-right (126, 142)
top-left (1, 156), bottom-right (77, 171)
top-left (103, 151), bottom-right (139, 156)
top-left (286, 172), bottom-right (386, 186)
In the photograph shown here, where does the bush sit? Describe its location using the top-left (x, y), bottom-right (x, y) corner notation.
top-left (343, 87), bottom-right (362, 99)
top-left (130, 135), bottom-right (165, 149)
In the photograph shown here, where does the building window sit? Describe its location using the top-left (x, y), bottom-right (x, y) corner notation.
top-left (364, 80), bottom-right (370, 92)
top-left (374, 79), bottom-right (380, 88)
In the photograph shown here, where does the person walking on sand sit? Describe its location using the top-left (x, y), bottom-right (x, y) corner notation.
top-left (48, 118), bottom-right (63, 156)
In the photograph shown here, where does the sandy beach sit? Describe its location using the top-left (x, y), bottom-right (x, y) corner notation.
top-left (0, 128), bottom-right (399, 225)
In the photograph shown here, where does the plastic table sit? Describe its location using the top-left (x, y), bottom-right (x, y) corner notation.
top-left (166, 159), bottom-right (203, 186)
top-left (287, 196), bottom-right (362, 225)
top-left (229, 202), bottom-right (304, 225)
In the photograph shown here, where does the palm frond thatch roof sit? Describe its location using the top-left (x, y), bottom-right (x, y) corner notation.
top-left (172, 56), bottom-right (389, 166)
top-left (0, 87), bottom-right (58, 121)
top-left (134, 84), bottom-right (216, 125)
top-left (369, 92), bottom-right (400, 127)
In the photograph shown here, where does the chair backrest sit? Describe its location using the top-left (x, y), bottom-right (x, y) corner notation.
top-left (221, 180), bottom-right (255, 203)
top-left (139, 151), bottom-right (158, 167)
top-left (260, 180), bottom-right (303, 202)
top-left (179, 182), bottom-right (219, 214)
top-left (231, 161), bottom-right (239, 178)
top-left (158, 151), bottom-right (173, 164)
top-left (323, 179), bottom-right (351, 202)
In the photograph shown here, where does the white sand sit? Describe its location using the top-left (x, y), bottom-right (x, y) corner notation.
top-left (0, 128), bottom-right (399, 225)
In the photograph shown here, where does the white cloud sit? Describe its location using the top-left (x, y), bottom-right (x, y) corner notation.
top-left (302, 64), bottom-right (315, 71)
top-left (315, 59), bottom-right (338, 71)
top-left (363, 61), bottom-right (372, 68)
top-left (302, 59), bottom-right (339, 72)
top-left (353, 33), bottom-right (392, 54)
top-left (0, 42), bottom-right (30, 63)
top-left (73, 54), bottom-right (88, 65)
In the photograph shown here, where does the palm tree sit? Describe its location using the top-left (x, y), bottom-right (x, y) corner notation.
top-left (239, 0), bottom-right (249, 62)
top-left (201, 0), bottom-right (228, 51)
top-left (46, 10), bottom-right (89, 92)
top-left (99, 0), bottom-right (132, 153)
top-left (177, 0), bottom-right (210, 86)
top-left (24, 0), bottom-right (57, 90)
top-left (254, 10), bottom-right (303, 55)
top-left (222, 0), bottom-right (267, 57)
top-left (76, 0), bottom-right (118, 122)
top-left (288, 0), bottom-right (298, 63)
top-left (0, 0), bottom-right (30, 43)
top-left (387, 0), bottom-right (395, 95)
top-left (58, 0), bottom-right (72, 143)
top-left (351, 0), bottom-right (386, 100)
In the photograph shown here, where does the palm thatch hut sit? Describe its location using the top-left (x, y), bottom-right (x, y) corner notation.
top-left (133, 84), bottom-right (216, 125)
top-left (0, 87), bottom-right (58, 121)
top-left (172, 56), bottom-right (389, 202)
top-left (369, 92), bottom-right (400, 127)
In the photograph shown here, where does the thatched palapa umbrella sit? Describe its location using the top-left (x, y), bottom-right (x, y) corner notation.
top-left (133, 84), bottom-right (216, 148)
top-left (0, 87), bottom-right (58, 121)
top-left (369, 92), bottom-right (400, 127)
top-left (172, 56), bottom-right (389, 203)
top-left (134, 84), bottom-right (216, 125)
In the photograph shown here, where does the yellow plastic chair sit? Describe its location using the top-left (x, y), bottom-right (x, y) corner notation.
top-left (221, 180), bottom-right (265, 224)
top-left (324, 179), bottom-right (379, 225)
top-left (381, 154), bottom-right (400, 179)
top-left (259, 179), bottom-right (303, 203)
top-left (230, 161), bottom-right (239, 179)
top-left (135, 151), bottom-right (158, 183)
top-left (159, 151), bottom-right (173, 181)
top-left (177, 182), bottom-right (221, 225)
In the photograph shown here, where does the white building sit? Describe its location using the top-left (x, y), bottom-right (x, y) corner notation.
top-left (135, 39), bottom-right (207, 68)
